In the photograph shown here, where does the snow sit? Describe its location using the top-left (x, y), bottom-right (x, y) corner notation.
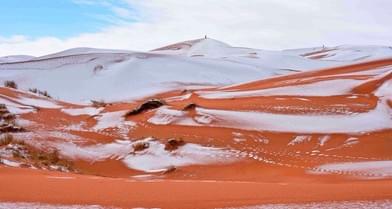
top-left (233, 137), bottom-right (246, 143)
top-left (198, 79), bottom-right (362, 99)
top-left (12, 131), bottom-right (86, 144)
top-left (313, 45), bottom-right (392, 62)
top-left (93, 111), bottom-right (135, 131)
top-left (147, 107), bottom-right (216, 126)
top-left (0, 55), bottom-right (34, 63)
top-left (310, 160), bottom-right (392, 179)
top-left (45, 176), bottom-right (76, 180)
top-left (284, 45), bottom-right (392, 62)
top-left (344, 137), bottom-right (359, 146)
top-left (0, 93), bottom-right (60, 112)
top-left (123, 140), bottom-right (239, 172)
top-left (38, 47), bottom-right (133, 59)
top-left (147, 107), bottom-right (185, 125)
top-left (56, 140), bottom-right (133, 161)
top-left (16, 97), bottom-right (61, 108)
top-left (55, 138), bottom-right (240, 172)
top-left (62, 107), bottom-right (102, 116)
top-left (288, 136), bottom-right (311, 146)
top-left (318, 135), bottom-right (330, 146)
top-left (232, 132), bottom-right (246, 142)
top-left (375, 78), bottom-right (392, 99)
top-left (0, 159), bottom-right (21, 167)
top-left (0, 202), bottom-right (117, 209)
top-left (219, 200), bottom-right (392, 209)
top-left (2, 39), bottom-right (387, 103)
top-left (181, 104), bottom-right (392, 133)
top-left (0, 97), bottom-right (35, 114)
top-left (194, 115), bottom-right (213, 124)
top-left (0, 51), bottom-right (277, 103)
top-left (145, 89), bottom-right (392, 133)
top-left (166, 93), bottom-right (192, 102)
top-left (15, 118), bottom-right (35, 127)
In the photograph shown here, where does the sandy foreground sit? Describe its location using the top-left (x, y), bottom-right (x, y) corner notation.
top-left (1, 166), bottom-right (392, 209)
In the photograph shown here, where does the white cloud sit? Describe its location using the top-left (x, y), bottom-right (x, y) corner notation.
top-left (1, 0), bottom-right (392, 56)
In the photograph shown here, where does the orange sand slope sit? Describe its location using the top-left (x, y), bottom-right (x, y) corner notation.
top-left (0, 57), bottom-right (392, 208)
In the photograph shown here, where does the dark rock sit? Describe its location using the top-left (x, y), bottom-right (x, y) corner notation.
top-left (132, 141), bottom-right (150, 152)
top-left (125, 99), bottom-right (165, 116)
top-left (165, 138), bottom-right (185, 151)
top-left (182, 103), bottom-right (198, 111)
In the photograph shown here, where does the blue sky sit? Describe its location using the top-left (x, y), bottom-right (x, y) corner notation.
top-left (0, 0), bottom-right (135, 38)
top-left (1, 0), bottom-right (391, 56)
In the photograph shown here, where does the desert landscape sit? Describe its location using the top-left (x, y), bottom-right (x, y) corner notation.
top-left (0, 37), bottom-right (391, 208)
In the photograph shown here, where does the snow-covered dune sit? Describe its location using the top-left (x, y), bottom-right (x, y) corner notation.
top-left (285, 45), bottom-right (392, 62)
top-left (0, 38), bottom-right (391, 103)
top-left (0, 55), bottom-right (35, 63)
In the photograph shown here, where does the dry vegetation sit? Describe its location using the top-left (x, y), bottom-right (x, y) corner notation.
top-left (4, 80), bottom-right (17, 89)
top-left (0, 134), bottom-right (13, 146)
top-left (165, 138), bottom-right (185, 151)
top-left (0, 104), bottom-right (24, 133)
top-left (0, 104), bottom-right (73, 172)
top-left (0, 134), bottom-right (74, 172)
top-left (132, 141), bottom-right (150, 152)
top-left (91, 100), bottom-right (108, 108)
top-left (28, 88), bottom-right (52, 98)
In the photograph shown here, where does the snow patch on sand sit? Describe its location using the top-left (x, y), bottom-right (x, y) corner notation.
top-left (147, 107), bottom-right (185, 125)
top-left (310, 160), bottom-right (392, 179)
top-left (55, 138), bottom-right (240, 173)
top-left (0, 202), bottom-right (117, 209)
top-left (219, 199), bottom-right (392, 209)
top-left (16, 97), bottom-right (61, 108)
top-left (0, 97), bottom-right (35, 114)
top-left (56, 140), bottom-right (133, 161)
top-left (288, 136), bottom-right (311, 146)
top-left (93, 111), bottom-right (135, 133)
top-left (0, 159), bottom-right (21, 167)
top-left (123, 140), bottom-right (239, 172)
top-left (198, 79), bottom-right (362, 99)
top-left (318, 135), bottom-right (330, 146)
top-left (15, 118), bottom-right (36, 127)
top-left (62, 107), bottom-right (102, 116)
top-left (187, 104), bottom-right (392, 133)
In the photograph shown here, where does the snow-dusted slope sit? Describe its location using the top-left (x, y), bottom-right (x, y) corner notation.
top-left (285, 45), bottom-right (392, 62)
top-left (1, 38), bottom-right (391, 103)
top-left (37, 47), bottom-right (133, 60)
top-left (0, 55), bottom-right (35, 63)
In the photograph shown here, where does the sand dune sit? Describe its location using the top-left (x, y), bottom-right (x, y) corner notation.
top-left (0, 39), bottom-right (392, 208)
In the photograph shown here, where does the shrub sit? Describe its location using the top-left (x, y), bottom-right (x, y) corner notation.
top-left (28, 88), bottom-right (38, 93)
top-left (0, 134), bottom-right (13, 146)
top-left (93, 64), bottom-right (104, 73)
top-left (165, 138), bottom-right (185, 151)
top-left (2, 113), bottom-right (16, 122)
top-left (4, 80), bottom-right (17, 89)
top-left (29, 88), bottom-right (52, 98)
top-left (132, 141), bottom-right (150, 152)
top-left (91, 100), bottom-right (107, 108)
top-left (30, 148), bottom-right (71, 169)
top-left (38, 90), bottom-right (51, 98)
